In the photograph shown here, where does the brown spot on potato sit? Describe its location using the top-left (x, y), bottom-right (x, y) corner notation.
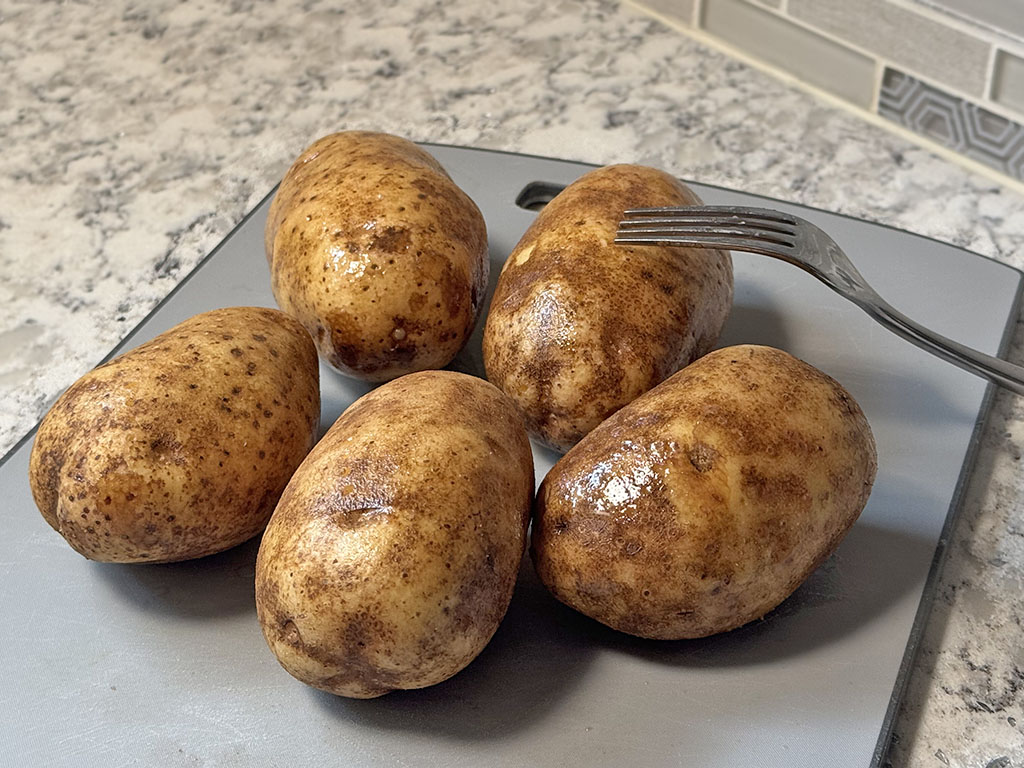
top-left (688, 442), bottom-right (718, 473)
top-left (372, 226), bottom-right (412, 253)
top-left (282, 620), bottom-right (303, 646)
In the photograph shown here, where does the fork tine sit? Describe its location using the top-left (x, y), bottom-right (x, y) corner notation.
top-left (623, 205), bottom-right (799, 227)
top-left (617, 217), bottom-right (796, 238)
top-left (624, 207), bottom-right (1024, 396)
top-left (613, 233), bottom-right (792, 257)
top-left (616, 225), bottom-right (795, 247)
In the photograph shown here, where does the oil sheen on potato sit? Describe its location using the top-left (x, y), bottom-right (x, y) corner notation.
top-left (532, 345), bottom-right (877, 639)
top-left (266, 131), bottom-right (488, 382)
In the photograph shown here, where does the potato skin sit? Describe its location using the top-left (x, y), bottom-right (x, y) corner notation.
top-left (532, 345), bottom-right (877, 639)
top-left (266, 131), bottom-right (488, 382)
top-left (255, 370), bottom-right (534, 698)
top-left (28, 307), bottom-right (321, 564)
top-left (483, 164), bottom-right (733, 452)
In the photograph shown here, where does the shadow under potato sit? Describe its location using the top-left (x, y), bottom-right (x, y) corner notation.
top-left (314, 505), bottom-right (931, 737)
top-left (312, 554), bottom-right (596, 740)
top-left (573, 518), bottom-right (933, 668)
top-left (91, 536), bottom-right (261, 619)
top-left (716, 300), bottom-right (792, 351)
top-left (87, 447), bottom-right (929, 735)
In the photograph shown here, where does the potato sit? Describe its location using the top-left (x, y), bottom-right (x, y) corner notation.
top-left (483, 164), bottom-right (733, 452)
top-left (265, 131), bottom-right (488, 382)
top-left (532, 344), bottom-right (877, 639)
top-left (255, 370), bottom-right (533, 698)
top-left (28, 307), bottom-right (320, 564)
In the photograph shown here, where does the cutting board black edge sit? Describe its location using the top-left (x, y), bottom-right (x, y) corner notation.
top-left (4, 143), bottom-right (1023, 764)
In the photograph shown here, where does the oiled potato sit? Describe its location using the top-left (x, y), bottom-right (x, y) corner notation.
top-left (532, 345), bottom-right (876, 639)
top-left (28, 307), bottom-right (320, 563)
top-left (266, 131), bottom-right (488, 382)
top-left (483, 164), bottom-right (733, 452)
top-left (255, 370), bottom-right (533, 698)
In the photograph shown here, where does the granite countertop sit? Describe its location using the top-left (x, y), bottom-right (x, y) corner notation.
top-left (2, 0), bottom-right (1023, 764)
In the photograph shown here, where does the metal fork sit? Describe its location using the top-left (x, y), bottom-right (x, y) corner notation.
top-left (615, 205), bottom-right (1024, 395)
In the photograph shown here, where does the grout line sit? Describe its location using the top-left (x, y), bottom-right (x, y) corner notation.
top-left (625, 0), bottom-right (1024, 197)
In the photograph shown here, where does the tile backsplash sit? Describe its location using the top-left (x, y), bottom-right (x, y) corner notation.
top-left (879, 68), bottom-right (1024, 180)
top-left (633, 0), bottom-right (1024, 186)
top-left (789, 0), bottom-right (990, 96)
top-left (702, 0), bottom-right (877, 107)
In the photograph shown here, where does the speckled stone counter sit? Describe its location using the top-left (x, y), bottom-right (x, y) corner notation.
top-left (2, 0), bottom-right (1022, 764)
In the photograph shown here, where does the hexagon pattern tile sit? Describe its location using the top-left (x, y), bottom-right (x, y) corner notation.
top-left (879, 67), bottom-right (1024, 181)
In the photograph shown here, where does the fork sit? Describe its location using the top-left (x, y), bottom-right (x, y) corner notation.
top-left (615, 205), bottom-right (1024, 395)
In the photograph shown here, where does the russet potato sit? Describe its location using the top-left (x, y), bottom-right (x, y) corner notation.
top-left (266, 131), bottom-right (488, 382)
top-left (483, 163), bottom-right (733, 452)
top-left (255, 370), bottom-right (534, 698)
top-left (28, 307), bottom-right (320, 564)
top-left (531, 344), bottom-right (877, 639)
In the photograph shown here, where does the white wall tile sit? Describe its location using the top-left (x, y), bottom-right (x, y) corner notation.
top-left (992, 50), bottom-right (1024, 117)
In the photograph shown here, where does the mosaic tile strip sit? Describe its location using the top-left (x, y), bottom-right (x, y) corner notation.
top-left (878, 68), bottom-right (1024, 182)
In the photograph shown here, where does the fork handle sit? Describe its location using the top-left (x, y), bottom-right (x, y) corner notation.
top-left (859, 297), bottom-right (1024, 395)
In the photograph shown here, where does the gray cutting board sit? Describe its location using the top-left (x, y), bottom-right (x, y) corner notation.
top-left (2, 145), bottom-right (1019, 767)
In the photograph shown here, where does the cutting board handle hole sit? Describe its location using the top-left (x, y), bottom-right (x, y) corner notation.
top-left (515, 181), bottom-right (565, 211)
